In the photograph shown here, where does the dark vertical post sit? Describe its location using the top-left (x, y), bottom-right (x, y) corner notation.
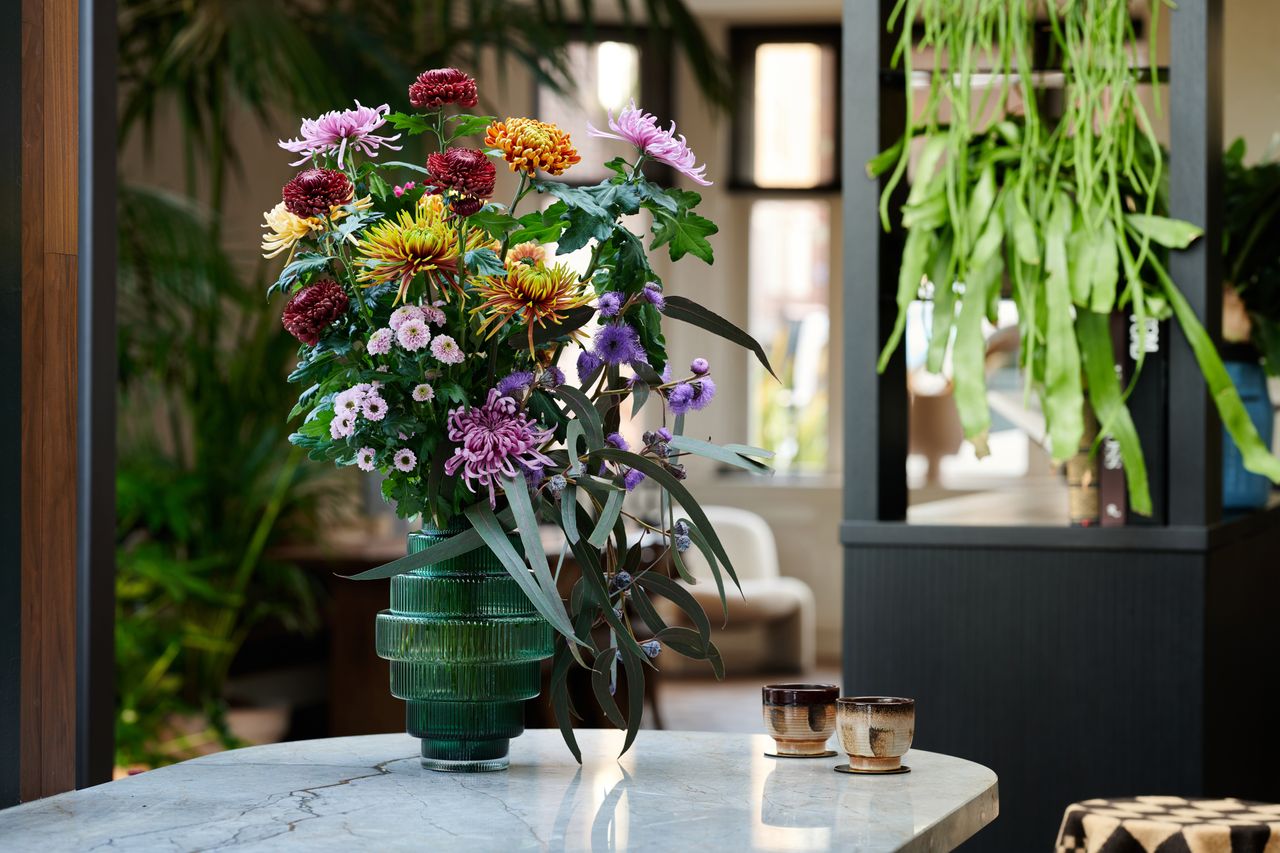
top-left (841, 0), bottom-right (908, 523)
top-left (77, 0), bottom-right (116, 789)
top-left (0, 0), bottom-right (24, 811)
top-left (1167, 0), bottom-right (1223, 527)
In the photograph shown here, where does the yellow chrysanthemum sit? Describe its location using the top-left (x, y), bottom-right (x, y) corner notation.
top-left (472, 261), bottom-right (592, 352)
top-left (484, 118), bottom-right (582, 177)
top-left (261, 196), bottom-right (374, 261)
top-left (354, 196), bottom-right (462, 304)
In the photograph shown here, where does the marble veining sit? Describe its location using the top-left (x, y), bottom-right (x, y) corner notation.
top-left (0, 731), bottom-right (998, 852)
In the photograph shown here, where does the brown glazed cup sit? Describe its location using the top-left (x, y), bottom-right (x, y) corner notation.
top-left (762, 684), bottom-right (839, 755)
top-left (837, 697), bottom-right (915, 771)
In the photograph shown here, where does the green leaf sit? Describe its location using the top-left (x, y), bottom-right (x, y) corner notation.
top-left (341, 508), bottom-right (514, 579)
top-left (549, 643), bottom-right (582, 763)
top-left (554, 385), bottom-right (604, 449)
top-left (617, 643), bottom-right (645, 756)
top-left (668, 435), bottom-right (771, 474)
top-left (269, 252), bottom-right (334, 297)
top-left (663, 295), bottom-right (776, 379)
top-left (502, 474), bottom-right (560, 604)
top-left (636, 572), bottom-right (711, 647)
top-left (878, 228), bottom-right (933, 372)
top-left (446, 114), bottom-right (497, 140)
top-left (560, 484), bottom-right (580, 544)
top-left (1125, 214), bottom-right (1204, 249)
top-left (464, 247), bottom-right (506, 277)
top-left (466, 209), bottom-right (519, 240)
top-left (1088, 220), bottom-right (1120, 314)
top-left (367, 171), bottom-right (391, 202)
top-left (590, 648), bottom-right (627, 729)
top-left (1043, 194), bottom-right (1086, 461)
top-left (723, 443), bottom-right (775, 460)
top-left (965, 164), bottom-right (998, 242)
top-left (515, 305), bottom-right (595, 349)
top-left (588, 487), bottom-right (625, 549)
top-left (1008, 194), bottom-right (1040, 266)
top-left (651, 209), bottom-right (718, 264)
top-left (379, 160), bottom-right (431, 175)
top-left (1077, 311), bottom-right (1152, 515)
top-left (926, 235), bottom-right (957, 374)
top-left (681, 517), bottom-right (728, 620)
top-left (951, 259), bottom-right (999, 456)
top-left (385, 113), bottom-right (430, 135)
top-left (464, 503), bottom-right (581, 644)
top-left (657, 627), bottom-right (724, 679)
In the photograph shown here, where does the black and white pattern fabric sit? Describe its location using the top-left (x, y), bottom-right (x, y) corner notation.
top-left (1055, 796), bottom-right (1280, 853)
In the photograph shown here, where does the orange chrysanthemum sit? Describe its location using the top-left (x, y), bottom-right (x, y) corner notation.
top-left (472, 261), bottom-right (592, 352)
top-left (506, 241), bottom-right (547, 268)
top-left (484, 118), bottom-right (581, 177)
top-left (355, 195), bottom-right (491, 304)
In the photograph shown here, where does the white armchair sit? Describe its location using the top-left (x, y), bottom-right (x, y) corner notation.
top-left (660, 506), bottom-right (816, 674)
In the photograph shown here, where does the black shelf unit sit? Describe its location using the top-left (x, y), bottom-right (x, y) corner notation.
top-left (840, 3), bottom-right (1280, 852)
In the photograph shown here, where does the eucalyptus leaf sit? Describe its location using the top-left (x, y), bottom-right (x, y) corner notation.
top-left (1126, 214), bottom-right (1204, 250)
top-left (663, 295), bottom-right (776, 379)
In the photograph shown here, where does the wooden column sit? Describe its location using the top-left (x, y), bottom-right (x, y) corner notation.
top-left (19, 0), bottom-right (80, 801)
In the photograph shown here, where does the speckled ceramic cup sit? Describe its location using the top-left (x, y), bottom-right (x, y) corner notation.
top-left (762, 684), bottom-right (839, 755)
top-left (837, 697), bottom-right (915, 771)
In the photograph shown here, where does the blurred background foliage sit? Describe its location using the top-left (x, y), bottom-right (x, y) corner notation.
top-left (114, 0), bottom-right (729, 768)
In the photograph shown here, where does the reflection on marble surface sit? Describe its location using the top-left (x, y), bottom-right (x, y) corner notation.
top-left (0, 731), bottom-right (997, 852)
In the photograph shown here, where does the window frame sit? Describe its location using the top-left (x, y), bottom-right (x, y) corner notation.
top-left (727, 24), bottom-right (842, 194)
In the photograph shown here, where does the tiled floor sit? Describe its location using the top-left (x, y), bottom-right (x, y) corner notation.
top-left (654, 666), bottom-right (842, 733)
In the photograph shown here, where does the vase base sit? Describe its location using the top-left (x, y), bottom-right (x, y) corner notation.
top-left (419, 736), bottom-right (510, 773)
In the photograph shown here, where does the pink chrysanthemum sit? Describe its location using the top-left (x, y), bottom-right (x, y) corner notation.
top-left (334, 387), bottom-right (366, 416)
top-left (393, 448), bottom-right (418, 473)
top-left (412, 383), bottom-right (435, 402)
top-left (368, 328), bottom-right (394, 355)
top-left (431, 335), bottom-right (464, 364)
top-left (422, 304), bottom-right (447, 326)
top-left (361, 394), bottom-right (388, 421)
top-left (444, 389), bottom-right (556, 506)
top-left (396, 319), bottom-right (431, 352)
top-left (279, 101), bottom-right (402, 169)
top-left (355, 447), bottom-right (377, 472)
top-left (389, 305), bottom-right (424, 331)
top-left (587, 100), bottom-right (712, 186)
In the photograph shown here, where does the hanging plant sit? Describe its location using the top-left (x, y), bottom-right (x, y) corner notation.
top-left (871, 0), bottom-right (1280, 515)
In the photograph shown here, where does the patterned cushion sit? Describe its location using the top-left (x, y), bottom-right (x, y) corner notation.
top-left (1055, 797), bottom-right (1280, 853)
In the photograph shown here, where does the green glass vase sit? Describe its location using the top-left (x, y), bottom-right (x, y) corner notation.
top-left (375, 524), bottom-right (554, 772)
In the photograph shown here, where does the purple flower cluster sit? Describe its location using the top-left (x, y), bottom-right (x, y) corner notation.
top-left (667, 378), bottom-right (716, 414)
top-left (444, 389), bottom-right (555, 506)
top-left (593, 324), bottom-right (644, 365)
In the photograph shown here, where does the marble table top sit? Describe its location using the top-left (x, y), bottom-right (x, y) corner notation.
top-left (0, 730), bottom-right (998, 852)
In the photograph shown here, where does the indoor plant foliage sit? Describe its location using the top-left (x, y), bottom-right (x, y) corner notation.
top-left (872, 0), bottom-right (1280, 515)
top-left (266, 68), bottom-right (772, 769)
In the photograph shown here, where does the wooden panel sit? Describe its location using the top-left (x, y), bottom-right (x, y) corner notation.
top-left (20, 0), bottom-right (78, 802)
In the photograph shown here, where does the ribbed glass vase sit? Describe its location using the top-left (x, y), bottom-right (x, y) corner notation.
top-left (375, 524), bottom-right (554, 772)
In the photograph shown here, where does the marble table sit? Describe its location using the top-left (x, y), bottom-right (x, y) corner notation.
top-left (0, 730), bottom-right (998, 852)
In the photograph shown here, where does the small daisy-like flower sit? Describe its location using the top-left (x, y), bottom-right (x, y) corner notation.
top-left (393, 448), bottom-right (418, 472)
top-left (261, 202), bottom-right (321, 260)
top-left (412, 383), bottom-right (435, 402)
top-left (421, 304), bottom-right (447, 326)
top-left (367, 328), bottom-right (394, 355)
top-left (485, 117), bottom-right (581, 177)
top-left (334, 387), bottom-right (366, 415)
top-left (330, 412), bottom-right (356, 440)
top-left (355, 447), bottom-right (377, 472)
top-left (396, 319), bottom-right (431, 352)
top-left (593, 323), bottom-right (645, 365)
top-left (506, 241), bottom-right (547, 268)
top-left (279, 101), bottom-right (402, 169)
top-left (362, 394), bottom-right (388, 421)
top-left (587, 100), bottom-right (712, 186)
top-left (597, 292), bottom-right (624, 318)
top-left (431, 335), bottom-right (464, 365)
top-left (389, 305), bottom-right (424, 331)
top-left (353, 383), bottom-right (374, 395)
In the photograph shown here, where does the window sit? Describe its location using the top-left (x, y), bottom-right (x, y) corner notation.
top-left (730, 27), bottom-right (840, 191)
top-left (748, 201), bottom-right (832, 473)
top-left (535, 34), bottom-right (672, 186)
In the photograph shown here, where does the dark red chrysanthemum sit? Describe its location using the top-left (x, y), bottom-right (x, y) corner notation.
top-left (427, 148), bottom-right (497, 197)
top-left (450, 196), bottom-right (485, 217)
top-left (282, 279), bottom-right (349, 345)
top-left (282, 168), bottom-right (353, 218)
top-left (408, 67), bottom-right (479, 110)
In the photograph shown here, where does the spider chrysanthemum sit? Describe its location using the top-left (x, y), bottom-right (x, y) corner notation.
top-left (484, 118), bottom-right (581, 177)
top-left (472, 261), bottom-right (592, 352)
top-left (355, 196), bottom-right (480, 303)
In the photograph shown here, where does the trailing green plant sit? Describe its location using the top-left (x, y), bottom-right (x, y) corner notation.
top-left (1223, 136), bottom-right (1280, 371)
top-left (872, 0), bottom-right (1280, 515)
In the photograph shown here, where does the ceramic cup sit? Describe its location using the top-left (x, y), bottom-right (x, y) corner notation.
top-left (836, 697), bottom-right (915, 771)
top-left (762, 684), bottom-right (839, 755)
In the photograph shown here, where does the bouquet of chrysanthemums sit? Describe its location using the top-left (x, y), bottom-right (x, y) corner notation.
top-left (264, 67), bottom-right (773, 756)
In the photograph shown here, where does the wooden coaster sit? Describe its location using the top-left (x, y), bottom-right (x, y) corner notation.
top-left (833, 763), bottom-right (911, 775)
top-left (763, 750), bottom-right (838, 759)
